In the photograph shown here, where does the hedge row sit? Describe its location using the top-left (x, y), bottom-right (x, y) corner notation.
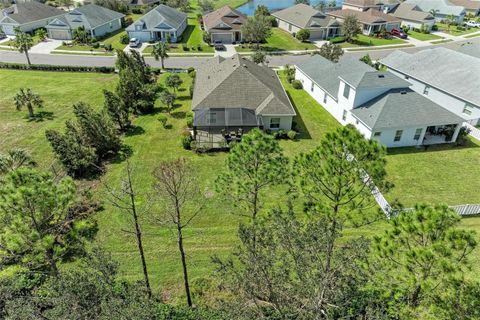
top-left (0, 62), bottom-right (115, 73)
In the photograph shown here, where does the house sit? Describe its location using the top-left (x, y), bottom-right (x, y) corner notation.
top-left (390, 3), bottom-right (435, 30)
top-left (403, 0), bottom-right (466, 23)
top-left (342, 0), bottom-right (400, 13)
top-left (191, 55), bottom-right (296, 145)
top-left (126, 4), bottom-right (187, 43)
top-left (202, 6), bottom-right (247, 44)
top-left (271, 4), bottom-right (341, 40)
top-left (295, 55), bottom-right (465, 147)
top-left (448, 0), bottom-right (480, 16)
top-left (327, 8), bottom-right (401, 35)
top-left (381, 47), bottom-right (480, 126)
top-left (0, 2), bottom-right (64, 36)
top-left (45, 4), bottom-right (124, 40)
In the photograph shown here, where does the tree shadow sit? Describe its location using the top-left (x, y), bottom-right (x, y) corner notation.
top-left (109, 144), bottom-right (134, 164)
top-left (27, 111), bottom-right (55, 122)
top-left (285, 90), bottom-right (311, 140)
top-left (177, 96), bottom-right (191, 101)
top-left (125, 125), bottom-right (145, 137)
top-left (171, 111), bottom-right (186, 119)
top-left (178, 88), bottom-right (186, 92)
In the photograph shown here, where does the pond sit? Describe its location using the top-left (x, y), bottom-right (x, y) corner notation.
top-left (237, 0), bottom-right (344, 16)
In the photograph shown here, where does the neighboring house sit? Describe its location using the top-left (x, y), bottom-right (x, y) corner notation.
top-left (342, 0), bottom-right (400, 13)
top-left (403, 0), bottom-right (466, 23)
top-left (202, 6), bottom-right (247, 44)
top-left (295, 55), bottom-right (465, 147)
top-left (391, 3), bottom-right (435, 30)
top-left (448, 0), bottom-right (480, 16)
top-left (191, 55), bottom-right (296, 144)
top-left (0, 2), bottom-right (64, 36)
top-left (272, 4), bottom-right (341, 40)
top-left (127, 0), bottom-right (161, 7)
top-left (45, 4), bottom-right (124, 40)
top-left (126, 4), bottom-right (187, 43)
top-left (328, 8), bottom-right (401, 35)
top-left (381, 47), bottom-right (480, 126)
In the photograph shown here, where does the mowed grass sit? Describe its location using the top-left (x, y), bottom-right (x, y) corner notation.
top-left (236, 28), bottom-right (317, 52)
top-left (339, 34), bottom-right (407, 48)
top-left (2, 69), bottom-right (480, 299)
top-left (407, 30), bottom-right (442, 41)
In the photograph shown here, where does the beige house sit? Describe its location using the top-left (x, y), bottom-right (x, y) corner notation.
top-left (328, 8), bottom-right (401, 35)
top-left (202, 6), bottom-right (247, 44)
top-left (391, 3), bottom-right (435, 30)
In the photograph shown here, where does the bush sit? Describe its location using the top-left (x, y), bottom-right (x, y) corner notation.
top-left (92, 42), bottom-right (100, 49)
top-left (123, 16), bottom-right (133, 27)
top-left (90, 37), bottom-right (97, 44)
top-left (131, 7), bottom-right (143, 14)
top-left (296, 29), bottom-right (311, 42)
top-left (182, 132), bottom-right (193, 150)
top-left (158, 114), bottom-right (168, 128)
top-left (120, 34), bottom-right (130, 45)
top-left (329, 36), bottom-right (345, 44)
top-left (186, 112), bottom-right (194, 128)
top-left (104, 44), bottom-right (112, 51)
top-left (273, 129), bottom-right (287, 139)
top-left (182, 44), bottom-right (189, 51)
top-left (187, 67), bottom-right (195, 74)
top-left (0, 62), bottom-right (115, 73)
top-left (265, 15), bottom-right (277, 27)
top-left (431, 25), bottom-right (438, 31)
top-left (291, 80), bottom-right (303, 89)
top-left (287, 130), bottom-right (297, 140)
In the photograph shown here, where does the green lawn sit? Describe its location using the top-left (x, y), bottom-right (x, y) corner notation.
top-left (407, 30), bottom-right (442, 41)
top-left (236, 28), bottom-right (317, 52)
top-left (3, 35), bottom-right (42, 47)
top-left (337, 34), bottom-right (407, 48)
top-left (55, 44), bottom-right (109, 52)
top-left (213, 0), bottom-right (248, 8)
top-left (2, 69), bottom-right (480, 299)
top-left (436, 23), bottom-right (480, 36)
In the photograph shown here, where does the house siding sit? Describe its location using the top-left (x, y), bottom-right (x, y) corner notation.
top-left (92, 18), bottom-right (122, 38)
top-left (261, 116), bottom-right (294, 131)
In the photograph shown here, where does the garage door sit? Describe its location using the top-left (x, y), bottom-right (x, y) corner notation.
top-left (1, 25), bottom-right (16, 36)
top-left (212, 33), bottom-right (233, 44)
top-left (309, 29), bottom-right (324, 40)
top-left (49, 29), bottom-right (71, 40)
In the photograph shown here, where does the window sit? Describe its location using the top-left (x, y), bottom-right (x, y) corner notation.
top-left (208, 112), bottom-right (216, 124)
top-left (414, 128), bottom-right (422, 140)
top-left (343, 84), bottom-right (351, 99)
top-left (423, 85), bottom-right (430, 95)
top-left (356, 119), bottom-right (359, 125)
top-left (310, 82), bottom-right (314, 92)
top-left (463, 104), bottom-right (474, 115)
top-left (288, 24), bottom-right (292, 31)
top-left (394, 130), bottom-right (403, 142)
top-left (323, 92), bottom-right (327, 104)
top-left (374, 131), bottom-right (381, 137)
top-left (270, 118), bottom-right (281, 129)
top-left (405, 75), bottom-right (409, 80)
top-left (342, 110), bottom-right (347, 121)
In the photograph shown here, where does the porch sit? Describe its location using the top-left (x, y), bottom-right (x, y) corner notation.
top-left (421, 125), bottom-right (461, 145)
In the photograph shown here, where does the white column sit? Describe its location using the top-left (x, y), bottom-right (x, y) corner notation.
top-left (417, 127), bottom-right (427, 146)
top-left (451, 123), bottom-right (462, 143)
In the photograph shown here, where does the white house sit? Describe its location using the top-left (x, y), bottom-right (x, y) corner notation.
top-left (403, 0), bottom-right (466, 23)
top-left (390, 3), bottom-right (436, 31)
top-left (295, 55), bottom-right (465, 148)
top-left (381, 48), bottom-right (480, 126)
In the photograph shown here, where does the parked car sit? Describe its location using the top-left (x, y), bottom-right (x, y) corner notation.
top-left (390, 28), bottom-right (408, 39)
top-left (465, 21), bottom-right (480, 28)
top-left (0, 33), bottom-right (6, 41)
top-left (129, 38), bottom-right (140, 48)
top-left (214, 40), bottom-right (225, 51)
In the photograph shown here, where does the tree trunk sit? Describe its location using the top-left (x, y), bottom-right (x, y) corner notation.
top-left (252, 190), bottom-right (258, 249)
top-left (177, 224), bottom-right (193, 307)
top-left (27, 103), bottom-right (34, 118)
top-left (129, 186), bottom-right (152, 298)
top-left (161, 57), bottom-right (165, 69)
top-left (25, 49), bottom-right (31, 66)
top-left (325, 204), bottom-right (339, 273)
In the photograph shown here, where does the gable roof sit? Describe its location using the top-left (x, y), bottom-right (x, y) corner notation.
top-left (295, 55), bottom-right (409, 99)
top-left (1, 2), bottom-right (64, 25)
top-left (391, 3), bottom-right (434, 22)
top-left (126, 4), bottom-right (186, 32)
top-left (192, 55), bottom-right (295, 117)
top-left (456, 42), bottom-right (480, 59)
top-left (447, 0), bottom-right (480, 11)
top-left (381, 48), bottom-right (480, 107)
top-left (351, 88), bottom-right (465, 129)
top-left (328, 8), bottom-right (401, 24)
top-left (202, 5), bottom-right (247, 32)
top-left (343, 0), bottom-right (397, 8)
top-left (403, 0), bottom-right (466, 16)
top-left (47, 4), bottom-right (124, 30)
top-left (272, 4), bottom-right (340, 29)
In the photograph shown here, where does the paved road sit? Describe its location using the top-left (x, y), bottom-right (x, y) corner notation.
top-left (0, 37), bottom-right (478, 68)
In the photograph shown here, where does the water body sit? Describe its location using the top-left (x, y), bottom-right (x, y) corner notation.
top-left (237, 0), bottom-right (344, 16)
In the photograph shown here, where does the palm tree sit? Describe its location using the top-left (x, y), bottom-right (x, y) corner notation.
top-left (429, 9), bottom-right (439, 18)
top-left (14, 88), bottom-right (43, 118)
top-left (0, 149), bottom-right (36, 175)
top-left (152, 41), bottom-right (169, 69)
top-left (12, 28), bottom-right (33, 65)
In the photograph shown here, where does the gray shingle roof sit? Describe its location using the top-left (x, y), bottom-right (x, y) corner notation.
top-left (391, 3), bottom-right (434, 22)
top-left (126, 4), bottom-right (186, 32)
top-left (48, 4), bottom-right (124, 30)
top-left (380, 47), bottom-right (480, 107)
top-left (327, 8), bottom-right (401, 24)
top-left (351, 88), bottom-right (465, 129)
top-left (203, 6), bottom-right (246, 32)
top-left (456, 42), bottom-right (480, 59)
top-left (296, 55), bottom-right (409, 99)
top-left (272, 4), bottom-right (340, 29)
top-left (404, 0), bottom-right (466, 16)
top-left (1, 2), bottom-right (64, 25)
top-left (192, 55), bottom-right (295, 116)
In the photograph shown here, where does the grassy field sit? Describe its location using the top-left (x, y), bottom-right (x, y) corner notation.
top-left (407, 30), bottom-right (442, 41)
top-left (236, 28), bottom-right (317, 52)
top-left (337, 35), bottom-right (407, 48)
top-left (1, 69), bottom-right (480, 300)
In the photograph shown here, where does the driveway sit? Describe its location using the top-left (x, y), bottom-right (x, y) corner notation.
top-left (214, 44), bottom-right (236, 57)
top-left (124, 42), bottom-right (149, 54)
top-left (30, 39), bottom-right (64, 54)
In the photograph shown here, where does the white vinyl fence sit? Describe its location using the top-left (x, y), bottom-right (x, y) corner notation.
top-left (465, 123), bottom-right (480, 141)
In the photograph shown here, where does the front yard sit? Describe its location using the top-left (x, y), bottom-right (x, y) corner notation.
top-left (407, 30), bottom-right (443, 41)
top-left (1, 68), bottom-right (480, 296)
top-left (235, 28), bottom-right (317, 52)
top-left (336, 34), bottom-right (407, 48)
top-left (436, 23), bottom-right (480, 36)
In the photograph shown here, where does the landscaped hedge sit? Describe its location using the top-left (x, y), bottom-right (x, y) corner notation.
top-left (0, 62), bottom-right (115, 73)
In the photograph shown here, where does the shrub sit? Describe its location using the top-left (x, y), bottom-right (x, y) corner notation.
top-left (330, 36), bottom-right (345, 44)
top-left (92, 42), bottom-right (100, 49)
top-left (123, 16), bottom-right (133, 27)
top-left (182, 132), bottom-right (193, 150)
top-left (273, 129), bottom-right (287, 139)
top-left (158, 114), bottom-right (168, 128)
top-left (90, 37), bottom-right (97, 44)
top-left (187, 67), bottom-right (195, 74)
top-left (182, 44), bottom-right (189, 51)
top-left (265, 15), bottom-right (277, 27)
top-left (287, 130), bottom-right (297, 140)
top-left (431, 25), bottom-right (438, 31)
top-left (131, 7), bottom-right (143, 14)
top-left (291, 80), bottom-right (303, 89)
top-left (0, 62), bottom-right (115, 73)
top-left (296, 29), bottom-right (311, 42)
top-left (104, 44), bottom-right (112, 51)
top-left (120, 34), bottom-right (130, 45)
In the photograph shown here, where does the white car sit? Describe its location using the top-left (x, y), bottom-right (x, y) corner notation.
top-left (129, 38), bottom-right (141, 48)
top-left (465, 21), bottom-right (480, 28)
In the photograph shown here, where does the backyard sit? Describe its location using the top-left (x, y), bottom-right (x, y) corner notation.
top-left (1, 68), bottom-right (480, 298)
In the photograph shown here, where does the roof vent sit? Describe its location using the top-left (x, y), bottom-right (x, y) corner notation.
top-left (243, 64), bottom-right (247, 68)
top-left (378, 74), bottom-right (385, 78)
top-left (400, 90), bottom-right (407, 95)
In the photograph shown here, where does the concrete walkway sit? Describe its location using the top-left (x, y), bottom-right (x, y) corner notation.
top-left (30, 39), bottom-right (63, 54)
